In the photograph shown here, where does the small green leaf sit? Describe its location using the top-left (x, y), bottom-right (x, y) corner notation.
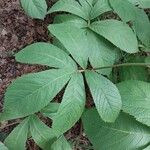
top-left (119, 55), bottom-right (149, 81)
top-left (82, 109), bottom-right (150, 150)
top-left (133, 9), bottom-right (150, 48)
top-left (4, 117), bottom-right (29, 150)
top-left (0, 142), bottom-right (8, 150)
top-left (90, 0), bottom-right (112, 19)
top-left (30, 115), bottom-right (57, 150)
top-left (91, 20), bottom-right (138, 53)
top-left (109, 0), bottom-right (150, 47)
top-left (51, 136), bottom-right (72, 150)
top-left (117, 80), bottom-right (150, 126)
top-left (1, 69), bottom-right (73, 121)
top-left (47, 0), bottom-right (88, 20)
top-left (15, 42), bottom-right (77, 69)
top-left (20, 0), bottom-right (47, 19)
top-left (48, 23), bottom-right (88, 69)
top-left (41, 103), bottom-right (60, 119)
top-left (85, 71), bottom-right (122, 122)
top-left (52, 73), bottom-right (85, 135)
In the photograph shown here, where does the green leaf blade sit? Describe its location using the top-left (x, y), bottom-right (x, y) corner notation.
top-left (133, 9), bottom-right (150, 48)
top-left (52, 73), bottom-right (86, 135)
top-left (85, 71), bottom-right (122, 122)
top-left (86, 30), bottom-right (120, 76)
top-left (4, 117), bottom-right (29, 150)
top-left (30, 115), bottom-right (57, 150)
top-left (90, 0), bottom-right (112, 19)
top-left (91, 20), bottom-right (138, 53)
top-left (47, 0), bottom-right (88, 20)
top-left (109, 0), bottom-right (150, 47)
top-left (109, 0), bottom-right (137, 22)
top-left (15, 42), bottom-right (77, 70)
top-left (21, 0), bottom-right (47, 19)
top-left (82, 109), bottom-right (150, 150)
top-left (48, 23), bottom-right (88, 69)
top-left (117, 80), bottom-right (150, 126)
top-left (1, 69), bottom-right (73, 121)
top-left (54, 14), bottom-right (87, 28)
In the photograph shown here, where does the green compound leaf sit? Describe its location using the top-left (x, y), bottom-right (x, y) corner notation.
top-left (82, 109), bottom-right (150, 150)
top-left (30, 115), bottom-right (57, 150)
top-left (117, 80), bottom-right (150, 127)
top-left (52, 73), bottom-right (85, 135)
top-left (49, 23), bottom-right (88, 69)
top-left (0, 142), bottom-right (8, 150)
top-left (20, 0), bottom-right (47, 19)
top-left (15, 42), bottom-right (77, 70)
top-left (91, 20), bottom-right (138, 53)
top-left (85, 71), bottom-right (122, 122)
top-left (4, 117), bottom-right (29, 150)
top-left (52, 14), bottom-right (120, 76)
top-left (0, 69), bottom-right (74, 121)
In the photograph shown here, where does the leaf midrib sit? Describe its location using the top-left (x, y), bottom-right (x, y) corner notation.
top-left (100, 125), bottom-right (150, 135)
top-left (20, 70), bottom-right (75, 101)
top-left (27, 51), bottom-right (70, 67)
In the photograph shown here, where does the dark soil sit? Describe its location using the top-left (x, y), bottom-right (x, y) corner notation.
top-left (0, 0), bottom-right (91, 149)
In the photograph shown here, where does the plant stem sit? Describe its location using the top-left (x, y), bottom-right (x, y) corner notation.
top-left (94, 63), bottom-right (150, 70)
top-left (78, 63), bottom-right (150, 73)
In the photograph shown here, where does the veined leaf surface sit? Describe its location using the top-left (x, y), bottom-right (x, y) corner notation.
top-left (16, 42), bottom-right (77, 69)
top-left (30, 115), bottom-right (57, 150)
top-left (118, 80), bottom-right (150, 126)
top-left (21, 0), bottom-right (47, 19)
top-left (91, 20), bottom-right (138, 53)
top-left (85, 71), bottom-right (122, 122)
top-left (1, 69), bottom-right (73, 121)
top-left (4, 117), bottom-right (29, 150)
top-left (52, 73), bottom-right (85, 135)
top-left (82, 109), bottom-right (150, 150)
